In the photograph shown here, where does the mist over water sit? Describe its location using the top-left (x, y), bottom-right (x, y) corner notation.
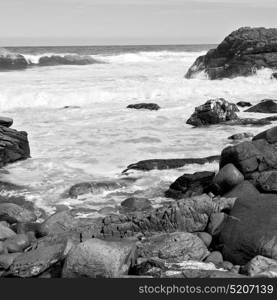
top-left (0, 45), bottom-right (277, 216)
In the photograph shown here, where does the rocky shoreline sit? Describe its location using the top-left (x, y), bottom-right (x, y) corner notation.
top-left (0, 96), bottom-right (277, 278)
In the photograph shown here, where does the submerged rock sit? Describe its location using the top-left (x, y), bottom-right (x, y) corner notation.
top-left (185, 27), bottom-right (277, 79)
top-left (127, 103), bottom-right (160, 111)
top-left (62, 238), bottom-right (137, 278)
top-left (0, 126), bottom-right (30, 167)
top-left (165, 171), bottom-right (215, 199)
top-left (245, 99), bottom-right (277, 113)
top-left (186, 98), bottom-right (239, 126)
top-left (236, 101), bottom-right (252, 108)
top-left (122, 155), bottom-right (220, 173)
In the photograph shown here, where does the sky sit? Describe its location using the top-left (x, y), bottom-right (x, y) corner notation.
top-left (0, 0), bottom-right (276, 46)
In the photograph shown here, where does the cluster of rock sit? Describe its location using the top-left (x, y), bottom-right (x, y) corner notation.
top-left (185, 27), bottom-right (277, 80)
top-left (186, 98), bottom-right (277, 128)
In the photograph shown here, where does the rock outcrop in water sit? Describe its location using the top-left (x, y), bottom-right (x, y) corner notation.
top-left (0, 126), bottom-right (30, 167)
top-left (127, 103), bottom-right (160, 111)
top-left (245, 99), bottom-right (277, 113)
top-left (38, 54), bottom-right (101, 66)
top-left (185, 27), bottom-right (277, 79)
top-left (0, 49), bottom-right (28, 71)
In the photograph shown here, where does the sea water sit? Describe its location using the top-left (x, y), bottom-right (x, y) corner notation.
top-left (0, 45), bottom-right (276, 216)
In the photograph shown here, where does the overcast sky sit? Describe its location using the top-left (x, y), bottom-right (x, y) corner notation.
top-left (0, 0), bottom-right (276, 46)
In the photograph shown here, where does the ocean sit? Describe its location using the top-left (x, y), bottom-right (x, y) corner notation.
top-left (0, 44), bottom-right (277, 217)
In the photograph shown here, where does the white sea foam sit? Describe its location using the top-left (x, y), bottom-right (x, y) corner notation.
top-left (0, 49), bottom-right (277, 214)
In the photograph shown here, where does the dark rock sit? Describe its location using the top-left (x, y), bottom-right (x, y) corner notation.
top-left (122, 155), bottom-right (220, 173)
top-left (207, 213), bottom-right (228, 236)
top-left (245, 99), bottom-right (277, 113)
top-left (213, 163), bottom-right (244, 194)
top-left (139, 232), bottom-right (209, 262)
top-left (0, 126), bottom-right (30, 167)
top-left (13, 222), bottom-right (42, 238)
top-left (121, 197), bottom-right (152, 212)
top-left (224, 181), bottom-right (260, 202)
top-left (0, 117), bottom-right (13, 128)
top-left (0, 223), bottom-right (16, 241)
top-left (253, 126), bottom-right (277, 144)
top-left (38, 54), bottom-right (101, 66)
top-left (228, 132), bottom-right (254, 140)
top-left (186, 98), bottom-right (239, 126)
top-left (196, 232), bottom-right (212, 248)
top-left (0, 253), bottom-right (21, 269)
top-left (237, 101), bottom-right (252, 108)
top-left (4, 233), bottom-right (31, 253)
top-left (0, 203), bottom-right (36, 224)
top-left (62, 106), bottom-right (81, 109)
top-left (185, 27), bottom-right (277, 80)
top-left (0, 52), bottom-right (28, 70)
top-left (204, 251), bottom-right (223, 266)
top-left (224, 118), bottom-right (271, 126)
top-left (127, 103), bottom-right (160, 111)
top-left (261, 115), bottom-right (277, 122)
top-left (220, 139), bottom-right (277, 175)
top-left (9, 241), bottom-right (68, 277)
top-left (241, 255), bottom-right (277, 277)
top-left (272, 73), bottom-right (277, 80)
top-left (219, 193), bottom-right (277, 265)
top-left (62, 238), bottom-right (137, 278)
top-left (68, 180), bottom-right (126, 198)
top-left (165, 171), bottom-right (215, 199)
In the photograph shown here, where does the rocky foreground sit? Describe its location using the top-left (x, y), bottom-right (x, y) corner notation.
top-left (185, 27), bottom-right (277, 80)
top-left (1, 100), bottom-right (277, 278)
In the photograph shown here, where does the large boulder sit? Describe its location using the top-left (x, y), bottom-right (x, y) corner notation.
top-left (139, 232), bottom-right (209, 263)
top-left (0, 126), bottom-right (30, 167)
top-left (186, 98), bottom-right (239, 126)
top-left (185, 27), bottom-right (277, 80)
top-left (219, 193), bottom-right (277, 265)
top-left (165, 171), bottom-right (215, 199)
top-left (62, 238), bottom-right (137, 278)
top-left (245, 99), bottom-right (277, 113)
top-left (253, 126), bottom-right (277, 144)
top-left (0, 50), bottom-right (28, 70)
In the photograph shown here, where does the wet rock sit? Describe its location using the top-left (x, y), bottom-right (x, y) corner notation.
top-left (121, 197), bottom-right (152, 212)
top-left (237, 101), bottom-right (252, 108)
top-left (224, 181), bottom-right (260, 202)
top-left (39, 211), bottom-right (78, 236)
top-left (4, 233), bottom-right (31, 253)
top-left (38, 54), bottom-right (101, 66)
top-left (9, 241), bottom-right (68, 277)
top-left (0, 117), bottom-right (13, 128)
top-left (185, 27), bottom-right (277, 80)
top-left (0, 203), bottom-right (36, 224)
top-left (0, 223), bottom-right (16, 240)
top-left (62, 238), bottom-right (137, 278)
top-left (241, 255), bottom-right (277, 277)
top-left (213, 163), bottom-right (244, 194)
top-left (207, 213), bottom-right (228, 236)
top-left (219, 193), bottom-right (277, 265)
top-left (0, 52), bottom-right (28, 70)
top-left (127, 103), bottom-right (160, 111)
top-left (68, 180), bottom-right (126, 198)
top-left (186, 98), bottom-right (239, 126)
top-left (0, 253), bottom-right (21, 269)
top-left (0, 126), bottom-right (30, 167)
top-left (253, 125), bottom-right (277, 144)
top-left (196, 232), bottom-right (212, 248)
top-left (122, 155), bottom-right (220, 173)
top-left (228, 132), bottom-right (254, 140)
top-left (245, 99), bottom-right (277, 113)
top-left (204, 251), bottom-right (223, 266)
top-left (139, 232), bottom-right (209, 263)
top-left (165, 171), bottom-right (215, 199)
